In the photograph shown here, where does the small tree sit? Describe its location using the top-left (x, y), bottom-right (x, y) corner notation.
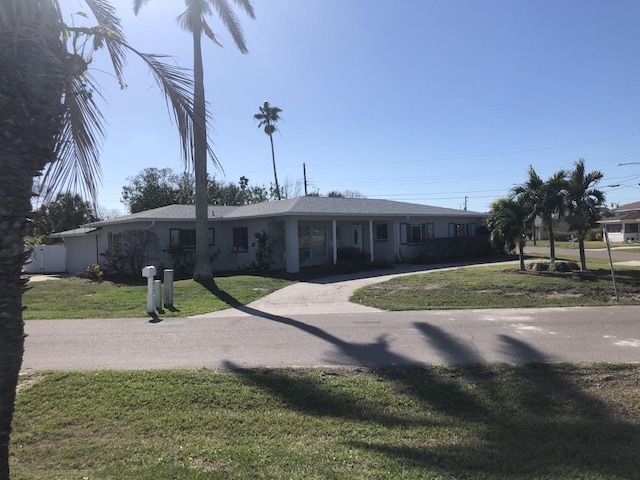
top-left (564, 159), bottom-right (605, 270)
top-left (512, 167), bottom-right (567, 262)
top-left (488, 196), bottom-right (532, 271)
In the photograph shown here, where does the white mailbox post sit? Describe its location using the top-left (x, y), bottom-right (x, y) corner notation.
top-left (141, 266), bottom-right (157, 314)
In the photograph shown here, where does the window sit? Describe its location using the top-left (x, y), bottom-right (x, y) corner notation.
top-left (400, 223), bottom-right (434, 244)
top-left (625, 223), bottom-right (639, 234)
top-left (170, 228), bottom-right (215, 247)
top-left (233, 227), bottom-right (249, 251)
top-left (108, 232), bottom-right (121, 250)
top-left (606, 224), bottom-right (622, 233)
top-left (449, 223), bottom-right (476, 237)
top-left (375, 224), bottom-right (388, 242)
top-left (299, 224), bottom-right (329, 260)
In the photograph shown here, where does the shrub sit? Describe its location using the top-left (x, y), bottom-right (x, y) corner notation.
top-left (83, 263), bottom-right (104, 282)
top-left (251, 230), bottom-right (273, 272)
top-left (166, 246), bottom-right (221, 278)
top-left (100, 230), bottom-right (160, 276)
top-left (337, 246), bottom-right (370, 264)
top-left (527, 261), bottom-right (579, 273)
top-left (413, 234), bottom-right (493, 264)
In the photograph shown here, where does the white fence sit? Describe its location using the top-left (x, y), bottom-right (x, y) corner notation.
top-left (23, 245), bottom-right (66, 273)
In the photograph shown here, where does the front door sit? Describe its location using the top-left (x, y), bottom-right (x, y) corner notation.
top-left (352, 224), bottom-right (363, 251)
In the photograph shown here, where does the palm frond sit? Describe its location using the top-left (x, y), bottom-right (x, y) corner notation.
top-left (84, 0), bottom-right (127, 87)
top-left (42, 74), bottom-right (106, 203)
top-left (121, 43), bottom-right (220, 170)
top-left (211, 0), bottom-right (253, 53)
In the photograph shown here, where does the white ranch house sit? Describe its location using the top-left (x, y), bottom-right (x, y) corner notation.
top-left (51, 196), bottom-right (487, 275)
top-left (599, 201), bottom-right (640, 243)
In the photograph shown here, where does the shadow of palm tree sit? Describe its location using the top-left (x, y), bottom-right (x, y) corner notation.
top-left (203, 285), bottom-right (639, 478)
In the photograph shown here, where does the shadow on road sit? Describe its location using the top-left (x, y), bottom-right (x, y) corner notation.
top-left (205, 284), bottom-right (639, 478)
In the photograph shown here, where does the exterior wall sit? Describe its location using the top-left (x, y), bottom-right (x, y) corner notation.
top-left (64, 235), bottom-right (99, 274)
top-left (23, 244), bottom-right (67, 273)
top-left (602, 223), bottom-right (640, 243)
top-left (65, 212), bottom-right (487, 275)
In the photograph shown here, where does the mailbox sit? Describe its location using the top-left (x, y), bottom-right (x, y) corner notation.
top-left (142, 265), bottom-right (156, 278)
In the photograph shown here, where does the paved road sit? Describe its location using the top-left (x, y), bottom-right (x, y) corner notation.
top-left (22, 306), bottom-right (640, 371)
top-left (22, 254), bottom-right (640, 371)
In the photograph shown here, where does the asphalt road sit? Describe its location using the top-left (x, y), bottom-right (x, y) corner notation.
top-left (22, 306), bottom-right (640, 371)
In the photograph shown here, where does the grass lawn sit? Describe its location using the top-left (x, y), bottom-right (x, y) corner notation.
top-left (351, 257), bottom-right (640, 311)
top-left (12, 365), bottom-right (640, 479)
top-left (23, 275), bottom-right (293, 320)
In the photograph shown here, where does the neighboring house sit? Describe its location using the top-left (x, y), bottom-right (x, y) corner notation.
top-left (50, 196), bottom-right (487, 274)
top-left (598, 201), bottom-right (640, 243)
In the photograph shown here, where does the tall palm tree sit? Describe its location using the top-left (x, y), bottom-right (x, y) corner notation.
top-left (488, 197), bottom-right (532, 271)
top-left (565, 159), bottom-right (605, 270)
top-left (0, 1), bottom-right (200, 476)
top-left (512, 167), bottom-right (567, 262)
top-left (134, 0), bottom-right (255, 283)
top-left (254, 101), bottom-right (283, 200)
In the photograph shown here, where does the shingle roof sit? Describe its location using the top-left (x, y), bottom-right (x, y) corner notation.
top-left (77, 197), bottom-right (485, 231)
top-left (221, 196), bottom-right (485, 219)
top-left (48, 227), bottom-right (99, 238)
top-left (615, 201), bottom-right (640, 212)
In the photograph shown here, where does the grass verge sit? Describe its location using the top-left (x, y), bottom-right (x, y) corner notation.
top-left (351, 257), bottom-right (640, 310)
top-left (11, 365), bottom-right (640, 479)
top-left (23, 275), bottom-right (293, 320)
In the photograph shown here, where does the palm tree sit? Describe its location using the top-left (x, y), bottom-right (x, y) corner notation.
top-left (0, 1), bottom-right (200, 476)
top-left (134, 0), bottom-right (255, 283)
top-left (512, 167), bottom-right (567, 262)
top-left (254, 101), bottom-right (283, 200)
top-left (565, 159), bottom-right (605, 270)
top-left (488, 197), bottom-right (532, 271)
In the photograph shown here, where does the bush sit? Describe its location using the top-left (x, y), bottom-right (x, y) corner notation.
top-left (527, 261), bottom-right (579, 273)
top-left (83, 263), bottom-right (104, 282)
top-left (251, 230), bottom-right (273, 272)
top-left (100, 230), bottom-right (160, 276)
top-left (413, 234), bottom-right (493, 264)
top-left (337, 246), bottom-right (370, 264)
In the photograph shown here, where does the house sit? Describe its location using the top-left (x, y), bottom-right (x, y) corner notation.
top-left (50, 196), bottom-right (487, 274)
top-left (598, 201), bottom-right (640, 243)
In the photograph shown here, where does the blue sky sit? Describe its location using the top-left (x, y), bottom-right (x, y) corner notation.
top-left (78, 0), bottom-right (640, 215)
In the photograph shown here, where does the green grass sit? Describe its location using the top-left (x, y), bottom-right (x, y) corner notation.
top-left (23, 275), bottom-right (293, 320)
top-left (351, 257), bottom-right (640, 310)
top-left (11, 365), bottom-right (640, 479)
top-left (531, 240), bottom-right (606, 249)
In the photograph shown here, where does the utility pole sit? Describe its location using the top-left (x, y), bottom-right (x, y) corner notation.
top-left (464, 196), bottom-right (468, 211)
top-left (303, 163), bottom-right (308, 196)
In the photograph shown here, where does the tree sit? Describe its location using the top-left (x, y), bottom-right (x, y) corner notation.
top-left (327, 190), bottom-right (366, 198)
top-left (208, 175), bottom-right (269, 205)
top-left (564, 159), bottom-right (605, 270)
top-left (254, 101), bottom-right (283, 200)
top-left (488, 197), bottom-right (532, 271)
top-left (0, 2), bottom-right (201, 476)
top-left (30, 192), bottom-right (97, 237)
top-left (512, 167), bottom-right (567, 262)
top-left (134, 0), bottom-right (255, 284)
top-left (121, 167), bottom-right (198, 213)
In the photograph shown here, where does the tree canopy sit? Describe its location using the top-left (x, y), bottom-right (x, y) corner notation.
top-left (29, 192), bottom-right (97, 238)
top-left (121, 167), bottom-right (270, 213)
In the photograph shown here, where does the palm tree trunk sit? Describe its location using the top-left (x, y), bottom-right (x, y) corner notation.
top-left (0, 6), bottom-right (66, 474)
top-left (547, 218), bottom-right (556, 262)
top-left (578, 237), bottom-right (587, 271)
top-left (191, 25), bottom-right (214, 284)
top-left (269, 134), bottom-right (280, 200)
top-left (518, 241), bottom-right (525, 271)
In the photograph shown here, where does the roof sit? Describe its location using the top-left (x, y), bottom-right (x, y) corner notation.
top-left (49, 227), bottom-right (99, 238)
top-left (58, 197), bottom-right (485, 234)
top-left (221, 196), bottom-right (485, 219)
top-left (614, 201), bottom-right (640, 212)
top-left (599, 211), bottom-right (640, 224)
